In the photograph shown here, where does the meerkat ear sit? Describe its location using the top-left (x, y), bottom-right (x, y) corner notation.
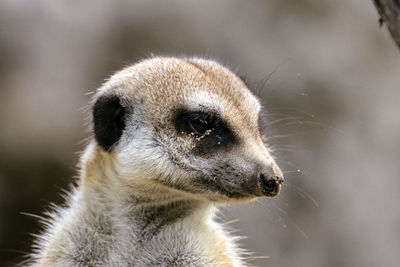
top-left (92, 94), bottom-right (126, 152)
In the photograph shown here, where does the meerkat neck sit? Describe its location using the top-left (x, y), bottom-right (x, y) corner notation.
top-left (78, 144), bottom-right (215, 233)
top-left (35, 164), bottom-right (218, 266)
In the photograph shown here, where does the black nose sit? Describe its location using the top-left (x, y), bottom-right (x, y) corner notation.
top-left (258, 171), bottom-right (284, 197)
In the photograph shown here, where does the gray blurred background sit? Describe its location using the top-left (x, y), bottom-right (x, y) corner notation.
top-left (0, 0), bottom-right (399, 266)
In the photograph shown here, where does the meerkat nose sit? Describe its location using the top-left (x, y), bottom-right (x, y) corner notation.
top-left (276, 175), bottom-right (284, 184)
top-left (258, 168), bottom-right (283, 197)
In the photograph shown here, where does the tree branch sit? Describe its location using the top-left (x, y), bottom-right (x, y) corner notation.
top-left (373, 0), bottom-right (400, 50)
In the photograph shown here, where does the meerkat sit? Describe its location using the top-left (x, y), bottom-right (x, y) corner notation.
top-left (27, 56), bottom-right (284, 266)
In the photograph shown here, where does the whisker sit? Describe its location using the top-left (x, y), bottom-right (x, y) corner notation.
top-left (270, 147), bottom-right (307, 153)
top-left (253, 58), bottom-right (291, 97)
top-left (282, 170), bottom-right (302, 175)
top-left (270, 201), bottom-right (310, 239)
top-left (274, 160), bottom-right (302, 171)
top-left (293, 222), bottom-right (309, 239)
top-left (256, 199), bottom-right (287, 228)
top-left (262, 117), bottom-right (305, 129)
top-left (265, 131), bottom-right (312, 140)
top-left (283, 182), bottom-right (319, 208)
top-left (274, 107), bottom-right (316, 119)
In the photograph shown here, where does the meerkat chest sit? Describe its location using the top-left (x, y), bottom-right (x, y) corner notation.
top-left (128, 222), bottom-right (239, 267)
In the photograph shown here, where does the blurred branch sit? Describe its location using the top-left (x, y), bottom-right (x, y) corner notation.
top-left (373, 0), bottom-right (400, 50)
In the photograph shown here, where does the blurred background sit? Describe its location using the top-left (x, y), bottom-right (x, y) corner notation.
top-left (0, 0), bottom-right (399, 266)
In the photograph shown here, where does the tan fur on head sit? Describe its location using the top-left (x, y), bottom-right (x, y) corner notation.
top-left (28, 56), bottom-right (283, 267)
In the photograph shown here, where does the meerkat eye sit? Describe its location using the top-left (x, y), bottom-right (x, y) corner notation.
top-left (187, 113), bottom-right (213, 136)
top-left (174, 110), bottom-right (219, 136)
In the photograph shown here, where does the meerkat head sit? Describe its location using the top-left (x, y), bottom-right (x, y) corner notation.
top-left (89, 57), bottom-right (283, 203)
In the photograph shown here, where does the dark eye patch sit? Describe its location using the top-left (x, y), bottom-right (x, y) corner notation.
top-left (173, 109), bottom-right (237, 154)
